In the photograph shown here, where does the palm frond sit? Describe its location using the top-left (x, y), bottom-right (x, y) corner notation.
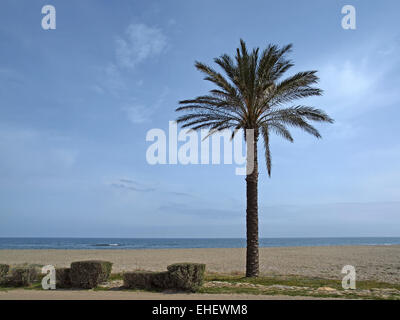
top-left (176, 39), bottom-right (333, 175)
top-left (261, 126), bottom-right (272, 176)
top-left (268, 122), bottom-right (294, 142)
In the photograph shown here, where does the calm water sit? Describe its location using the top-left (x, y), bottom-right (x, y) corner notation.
top-left (0, 237), bottom-right (399, 249)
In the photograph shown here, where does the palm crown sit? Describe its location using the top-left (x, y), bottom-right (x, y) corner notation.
top-left (176, 39), bottom-right (333, 175)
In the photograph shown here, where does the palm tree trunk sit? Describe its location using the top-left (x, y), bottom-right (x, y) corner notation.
top-left (245, 129), bottom-right (259, 277)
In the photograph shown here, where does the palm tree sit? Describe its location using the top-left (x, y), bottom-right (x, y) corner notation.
top-left (176, 40), bottom-right (333, 277)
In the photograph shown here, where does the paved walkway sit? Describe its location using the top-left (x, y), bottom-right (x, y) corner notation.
top-left (0, 289), bottom-right (338, 300)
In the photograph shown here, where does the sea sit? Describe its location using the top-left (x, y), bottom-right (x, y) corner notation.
top-left (0, 237), bottom-right (399, 250)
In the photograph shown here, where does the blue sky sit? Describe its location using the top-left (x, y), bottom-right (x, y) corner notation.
top-left (0, 0), bottom-right (399, 237)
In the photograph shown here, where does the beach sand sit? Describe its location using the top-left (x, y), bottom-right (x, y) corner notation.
top-left (1, 245), bottom-right (399, 283)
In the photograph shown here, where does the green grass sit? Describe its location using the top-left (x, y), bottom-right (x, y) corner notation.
top-left (204, 273), bottom-right (400, 291)
top-left (108, 273), bottom-right (123, 281)
top-left (0, 286), bottom-right (13, 292)
top-left (0, 282), bottom-right (44, 291)
top-left (197, 285), bottom-right (385, 300)
top-left (205, 273), bottom-right (341, 288)
top-left (201, 273), bottom-right (400, 300)
top-left (1, 272), bottom-right (399, 300)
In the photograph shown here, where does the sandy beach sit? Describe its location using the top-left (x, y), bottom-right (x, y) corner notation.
top-left (1, 245), bottom-right (399, 283)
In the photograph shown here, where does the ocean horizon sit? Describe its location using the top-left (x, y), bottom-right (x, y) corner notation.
top-left (0, 237), bottom-right (399, 250)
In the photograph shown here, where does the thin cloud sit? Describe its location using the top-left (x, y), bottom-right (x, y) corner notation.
top-left (95, 23), bottom-right (167, 96)
top-left (95, 23), bottom-right (169, 122)
top-left (111, 178), bottom-right (195, 197)
top-left (119, 178), bottom-right (137, 184)
top-left (110, 179), bottom-right (155, 192)
top-left (316, 37), bottom-right (400, 119)
top-left (165, 191), bottom-right (195, 197)
top-left (122, 87), bottom-right (169, 124)
top-left (122, 104), bottom-right (152, 124)
top-left (115, 23), bottom-right (167, 69)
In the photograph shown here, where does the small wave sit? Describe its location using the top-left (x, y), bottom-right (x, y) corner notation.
top-left (92, 243), bottom-right (121, 247)
top-left (359, 243), bottom-right (394, 246)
